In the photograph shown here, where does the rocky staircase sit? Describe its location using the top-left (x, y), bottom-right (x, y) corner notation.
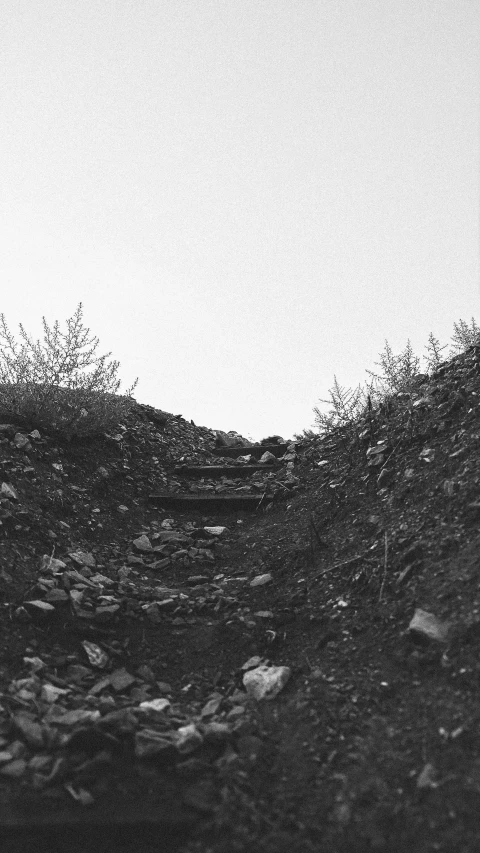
top-left (149, 441), bottom-right (294, 512)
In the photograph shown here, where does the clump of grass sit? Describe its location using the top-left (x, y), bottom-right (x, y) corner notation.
top-left (0, 303), bottom-right (138, 439)
top-left (310, 318), bottom-right (480, 438)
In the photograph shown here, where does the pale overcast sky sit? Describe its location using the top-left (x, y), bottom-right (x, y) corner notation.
top-left (0, 1), bottom-right (478, 440)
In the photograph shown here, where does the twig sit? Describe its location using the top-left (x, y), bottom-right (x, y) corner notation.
top-left (314, 552), bottom-right (369, 578)
top-left (379, 438), bottom-right (402, 475)
top-left (256, 490), bottom-right (268, 511)
top-left (378, 531), bottom-right (388, 602)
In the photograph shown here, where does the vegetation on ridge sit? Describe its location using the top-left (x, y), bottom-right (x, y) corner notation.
top-left (310, 317), bottom-right (480, 437)
top-left (0, 303), bottom-right (138, 439)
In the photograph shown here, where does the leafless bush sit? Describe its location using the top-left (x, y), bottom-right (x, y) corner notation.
top-left (312, 318), bottom-right (479, 437)
top-left (0, 303), bottom-right (137, 438)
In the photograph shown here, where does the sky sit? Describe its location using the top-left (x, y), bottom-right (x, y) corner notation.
top-left (0, 0), bottom-right (478, 441)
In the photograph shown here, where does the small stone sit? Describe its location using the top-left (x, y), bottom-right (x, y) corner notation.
top-left (138, 698), bottom-right (171, 714)
top-left (176, 723), bottom-right (203, 754)
top-left (201, 698), bottom-right (222, 718)
top-left (29, 755), bottom-right (52, 771)
top-left (250, 573), bottom-right (272, 587)
top-left (109, 668), bottom-right (136, 692)
top-left (227, 705), bottom-right (245, 720)
top-left (204, 526), bottom-right (228, 537)
top-left (0, 759), bottom-right (27, 777)
top-left (68, 551), bottom-right (96, 569)
top-left (14, 433), bottom-right (31, 450)
top-left (41, 684), bottom-right (70, 703)
top-left (241, 655), bottom-right (264, 671)
top-left (82, 641), bottom-right (109, 669)
top-left (88, 676), bottom-right (112, 696)
top-left (259, 452), bottom-right (276, 464)
top-left (44, 588), bottom-right (69, 604)
top-left (13, 713), bottom-right (45, 748)
top-left (24, 600), bottom-right (55, 615)
top-left (133, 534), bottom-right (152, 552)
top-left (1, 482), bottom-right (18, 500)
top-left (408, 609), bottom-right (450, 643)
top-left (149, 557), bottom-right (170, 571)
top-left (243, 665), bottom-right (291, 700)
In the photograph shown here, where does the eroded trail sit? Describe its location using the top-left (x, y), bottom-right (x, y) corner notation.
top-left (3, 346), bottom-right (480, 851)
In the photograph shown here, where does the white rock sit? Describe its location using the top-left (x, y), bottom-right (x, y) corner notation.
top-left (68, 550), bottom-right (96, 568)
top-left (133, 534), bottom-right (152, 552)
top-left (259, 451), bottom-right (276, 464)
top-left (41, 683), bottom-right (70, 703)
top-left (24, 600), bottom-right (55, 614)
top-left (176, 723), bottom-right (203, 753)
top-left (243, 665), bottom-right (291, 701)
top-left (408, 608), bottom-right (450, 643)
top-left (139, 698), bottom-right (171, 714)
top-left (250, 573), bottom-right (273, 587)
top-left (1, 482), bottom-right (18, 500)
top-left (204, 526), bottom-right (228, 536)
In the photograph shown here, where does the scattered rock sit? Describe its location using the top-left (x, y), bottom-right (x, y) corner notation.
top-left (250, 573), bottom-right (273, 587)
top-left (408, 609), bottom-right (450, 643)
top-left (243, 665), bottom-right (291, 700)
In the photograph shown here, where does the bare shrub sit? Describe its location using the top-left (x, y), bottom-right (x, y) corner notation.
top-left (311, 318), bottom-right (480, 438)
top-left (449, 317), bottom-right (480, 354)
top-left (0, 303), bottom-right (138, 438)
top-left (313, 376), bottom-right (366, 435)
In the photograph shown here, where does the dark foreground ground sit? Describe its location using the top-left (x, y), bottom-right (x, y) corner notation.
top-left (2, 348), bottom-right (480, 851)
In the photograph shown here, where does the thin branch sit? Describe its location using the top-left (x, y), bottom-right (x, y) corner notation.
top-left (314, 552), bottom-right (370, 578)
top-left (378, 532), bottom-right (388, 602)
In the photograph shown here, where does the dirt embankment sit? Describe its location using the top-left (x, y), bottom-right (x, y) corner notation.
top-left (2, 348), bottom-right (480, 851)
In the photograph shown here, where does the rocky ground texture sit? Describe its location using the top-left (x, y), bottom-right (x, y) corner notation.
top-left (3, 347), bottom-right (480, 851)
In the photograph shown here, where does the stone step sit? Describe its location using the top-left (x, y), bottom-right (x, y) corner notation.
top-left (173, 463), bottom-right (281, 478)
top-left (149, 492), bottom-right (276, 510)
top-left (212, 444), bottom-right (289, 459)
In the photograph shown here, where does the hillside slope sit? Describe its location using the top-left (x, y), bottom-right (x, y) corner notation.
top-left (2, 346), bottom-right (480, 851)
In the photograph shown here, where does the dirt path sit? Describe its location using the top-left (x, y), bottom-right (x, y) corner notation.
top-left (2, 347), bottom-right (480, 850)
